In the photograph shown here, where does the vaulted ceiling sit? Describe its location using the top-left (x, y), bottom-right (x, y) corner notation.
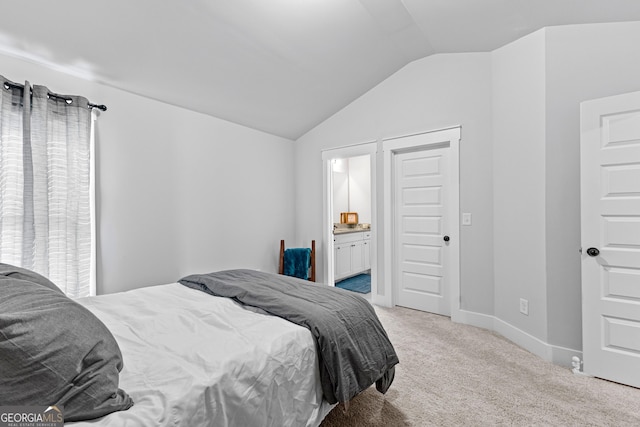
top-left (3, 1), bottom-right (640, 139)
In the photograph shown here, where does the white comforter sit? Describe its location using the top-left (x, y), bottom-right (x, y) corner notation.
top-left (69, 283), bottom-right (334, 427)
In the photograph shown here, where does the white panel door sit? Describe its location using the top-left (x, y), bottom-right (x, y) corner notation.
top-left (581, 90), bottom-right (640, 388)
top-left (394, 147), bottom-right (450, 315)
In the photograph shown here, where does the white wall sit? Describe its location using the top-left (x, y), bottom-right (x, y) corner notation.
top-left (347, 155), bottom-right (371, 224)
top-left (0, 53), bottom-right (296, 295)
top-left (331, 155), bottom-right (370, 224)
top-left (544, 21), bottom-right (640, 351)
top-left (492, 29), bottom-right (548, 342)
top-left (295, 53), bottom-right (495, 315)
top-left (331, 159), bottom-right (349, 223)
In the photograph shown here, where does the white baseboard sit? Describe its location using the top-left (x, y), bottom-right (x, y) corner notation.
top-left (372, 292), bottom-right (393, 308)
top-left (456, 309), bottom-right (582, 368)
top-left (549, 344), bottom-right (583, 368)
top-left (454, 308), bottom-right (495, 330)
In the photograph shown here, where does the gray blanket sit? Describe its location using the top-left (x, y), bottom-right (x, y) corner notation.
top-left (179, 269), bottom-right (398, 404)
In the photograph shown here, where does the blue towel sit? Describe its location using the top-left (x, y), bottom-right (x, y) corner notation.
top-left (283, 248), bottom-right (311, 280)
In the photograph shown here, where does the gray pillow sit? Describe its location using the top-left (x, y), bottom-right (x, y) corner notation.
top-left (0, 262), bottom-right (63, 294)
top-left (0, 270), bottom-right (133, 421)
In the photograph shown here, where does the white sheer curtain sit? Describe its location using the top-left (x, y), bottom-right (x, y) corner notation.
top-left (0, 76), bottom-right (95, 297)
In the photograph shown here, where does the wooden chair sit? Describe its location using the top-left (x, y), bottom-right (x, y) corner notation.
top-left (279, 240), bottom-right (316, 282)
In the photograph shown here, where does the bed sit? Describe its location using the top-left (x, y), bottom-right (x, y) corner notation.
top-left (0, 266), bottom-right (398, 426)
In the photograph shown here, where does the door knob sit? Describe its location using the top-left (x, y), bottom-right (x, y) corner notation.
top-left (443, 235), bottom-right (450, 242)
top-left (586, 247), bottom-right (600, 257)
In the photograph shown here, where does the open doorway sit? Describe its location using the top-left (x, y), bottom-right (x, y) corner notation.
top-left (332, 155), bottom-right (372, 298)
top-left (322, 142), bottom-right (377, 303)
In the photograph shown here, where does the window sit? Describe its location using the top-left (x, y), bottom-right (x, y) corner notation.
top-left (0, 77), bottom-right (97, 297)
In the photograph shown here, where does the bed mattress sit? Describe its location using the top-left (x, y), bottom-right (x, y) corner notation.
top-left (68, 283), bottom-right (334, 426)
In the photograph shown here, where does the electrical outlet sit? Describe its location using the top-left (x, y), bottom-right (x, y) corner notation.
top-left (519, 298), bottom-right (529, 316)
top-left (462, 213), bottom-right (472, 226)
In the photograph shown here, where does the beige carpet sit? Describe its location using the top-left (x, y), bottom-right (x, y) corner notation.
top-left (321, 306), bottom-right (640, 426)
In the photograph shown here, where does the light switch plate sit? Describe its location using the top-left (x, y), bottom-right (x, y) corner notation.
top-left (462, 213), bottom-right (472, 226)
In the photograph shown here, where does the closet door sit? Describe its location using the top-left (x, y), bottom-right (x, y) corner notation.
top-left (581, 90), bottom-right (640, 388)
top-left (394, 146), bottom-right (450, 316)
top-left (383, 127), bottom-right (460, 315)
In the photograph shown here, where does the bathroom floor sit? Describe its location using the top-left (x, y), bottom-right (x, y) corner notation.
top-left (336, 273), bottom-right (371, 302)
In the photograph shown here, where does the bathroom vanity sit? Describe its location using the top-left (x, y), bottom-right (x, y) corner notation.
top-left (333, 229), bottom-right (371, 281)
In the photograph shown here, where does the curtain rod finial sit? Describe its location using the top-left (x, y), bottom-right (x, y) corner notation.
top-left (90, 103), bottom-right (107, 111)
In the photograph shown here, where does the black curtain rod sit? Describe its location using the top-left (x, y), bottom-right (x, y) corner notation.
top-left (3, 80), bottom-right (107, 111)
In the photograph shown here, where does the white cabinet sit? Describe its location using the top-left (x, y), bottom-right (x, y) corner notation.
top-left (363, 240), bottom-right (370, 270)
top-left (363, 231), bottom-right (371, 270)
top-left (334, 242), bottom-right (352, 279)
top-left (334, 231), bottom-right (371, 281)
top-left (350, 240), bottom-right (364, 273)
